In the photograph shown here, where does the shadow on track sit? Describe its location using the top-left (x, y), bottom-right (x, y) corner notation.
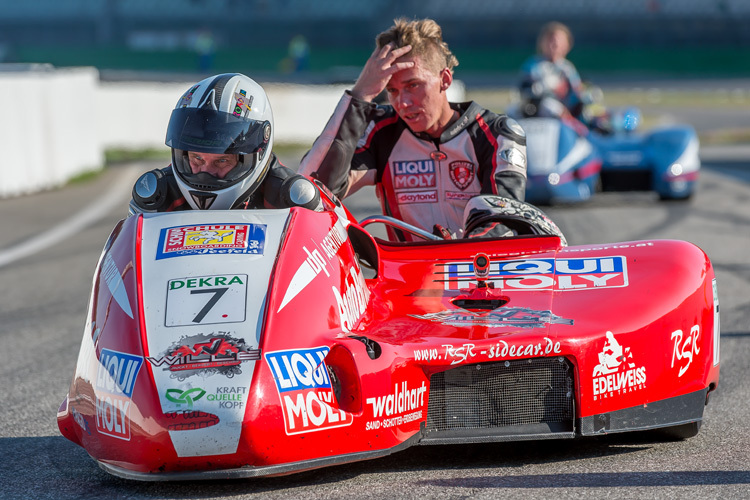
top-left (415, 470), bottom-right (750, 489)
top-left (0, 434), bottom-right (702, 499)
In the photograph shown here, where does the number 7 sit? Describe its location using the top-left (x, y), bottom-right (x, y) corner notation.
top-left (190, 288), bottom-right (228, 323)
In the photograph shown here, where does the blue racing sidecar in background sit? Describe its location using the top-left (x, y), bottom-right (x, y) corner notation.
top-left (514, 106), bottom-right (700, 204)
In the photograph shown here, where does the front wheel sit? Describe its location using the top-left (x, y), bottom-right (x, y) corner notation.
top-left (659, 191), bottom-right (694, 202)
top-left (647, 420), bottom-right (702, 441)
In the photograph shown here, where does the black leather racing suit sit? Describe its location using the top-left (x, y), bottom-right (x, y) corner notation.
top-left (129, 155), bottom-right (304, 214)
top-left (298, 92), bottom-right (528, 238)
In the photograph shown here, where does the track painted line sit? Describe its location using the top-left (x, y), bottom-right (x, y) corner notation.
top-left (0, 165), bottom-right (142, 269)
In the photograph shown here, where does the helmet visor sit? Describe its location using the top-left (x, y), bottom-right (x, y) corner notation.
top-left (166, 107), bottom-right (270, 155)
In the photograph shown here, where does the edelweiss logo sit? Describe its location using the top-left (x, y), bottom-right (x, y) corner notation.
top-left (592, 332), bottom-right (646, 400)
top-left (593, 331), bottom-right (629, 376)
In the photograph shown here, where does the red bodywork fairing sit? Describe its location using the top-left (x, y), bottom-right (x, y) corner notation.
top-left (58, 196), bottom-right (720, 480)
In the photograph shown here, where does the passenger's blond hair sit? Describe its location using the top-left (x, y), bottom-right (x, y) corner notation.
top-left (537, 21), bottom-right (574, 54)
top-left (376, 18), bottom-right (459, 74)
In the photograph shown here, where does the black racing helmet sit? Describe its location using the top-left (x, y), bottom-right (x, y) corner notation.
top-left (166, 73), bottom-right (273, 209)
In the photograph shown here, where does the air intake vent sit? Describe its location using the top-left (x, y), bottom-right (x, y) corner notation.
top-left (422, 357), bottom-right (575, 444)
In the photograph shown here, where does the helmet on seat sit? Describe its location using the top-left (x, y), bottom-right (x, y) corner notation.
top-left (166, 73), bottom-right (274, 209)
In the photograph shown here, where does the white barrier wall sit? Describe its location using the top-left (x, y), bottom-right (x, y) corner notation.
top-left (0, 67), bottom-right (465, 198)
top-left (0, 66), bottom-right (103, 197)
top-left (96, 81), bottom-right (353, 150)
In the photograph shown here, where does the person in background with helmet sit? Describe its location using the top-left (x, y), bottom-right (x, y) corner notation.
top-left (129, 73), bottom-right (321, 214)
top-left (518, 21), bottom-right (610, 134)
top-left (298, 18), bottom-right (563, 241)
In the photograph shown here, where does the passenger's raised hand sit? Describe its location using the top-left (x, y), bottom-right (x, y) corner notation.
top-left (351, 43), bottom-right (414, 102)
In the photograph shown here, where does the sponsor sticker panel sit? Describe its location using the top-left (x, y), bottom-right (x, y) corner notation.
top-left (156, 224), bottom-right (266, 260)
top-left (397, 190), bottom-right (438, 205)
top-left (413, 337), bottom-right (562, 365)
top-left (265, 346), bottom-right (354, 435)
top-left (95, 349), bottom-right (144, 440)
top-left (334, 265), bottom-right (369, 333)
top-left (147, 332), bottom-right (261, 380)
top-left (393, 160), bottom-right (437, 190)
top-left (165, 274), bottom-right (248, 326)
top-left (671, 324), bottom-right (701, 378)
top-left (591, 332), bottom-right (646, 401)
top-left (442, 256), bottom-right (628, 291)
top-left (365, 381), bottom-right (427, 431)
top-left (411, 307), bottom-right (573, 329)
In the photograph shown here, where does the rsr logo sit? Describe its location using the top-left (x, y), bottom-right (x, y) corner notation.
top-left (671, 325), bottom-right (700, 377)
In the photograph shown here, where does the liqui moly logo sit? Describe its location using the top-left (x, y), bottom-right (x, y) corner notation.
top-left (442, 256), bottom-right (628, 291)
top-left (95, 349), bottom-right (143, 440)
top-left (265, 347), bottom-right (353, 435)
top-left (156, 224), bottom-right (266, 259)
top-left (392, 160), bottom-right (436, 190)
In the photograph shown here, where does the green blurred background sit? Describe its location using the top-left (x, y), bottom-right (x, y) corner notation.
top-left (2, 0), bottom-right (749, 82)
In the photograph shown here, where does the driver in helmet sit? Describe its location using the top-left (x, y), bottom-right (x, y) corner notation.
top-left (128, 73), bottom-right (321, 214)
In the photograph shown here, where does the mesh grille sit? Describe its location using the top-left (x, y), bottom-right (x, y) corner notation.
top-left (425, 357), bottom-right (574, 434)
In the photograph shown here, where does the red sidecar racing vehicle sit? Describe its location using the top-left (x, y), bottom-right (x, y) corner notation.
top-left (58, 188), bottom-right (720, 480)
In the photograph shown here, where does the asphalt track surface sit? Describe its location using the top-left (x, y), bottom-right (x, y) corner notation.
top-left (1, 150), bottom-right (749, 498)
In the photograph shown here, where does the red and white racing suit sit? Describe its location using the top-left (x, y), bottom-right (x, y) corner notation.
top-left (298, 92), bottom-right (528, 238)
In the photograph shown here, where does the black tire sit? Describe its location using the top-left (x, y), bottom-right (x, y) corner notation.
top-left (653, 420), bottom-right (702, 440)
top-left (659, 191), bottom-right (694, 202)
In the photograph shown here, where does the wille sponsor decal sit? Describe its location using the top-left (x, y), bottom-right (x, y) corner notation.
top-left (95, 349), bottom-right (143, 440)
top-left (265, 346), bottom-right (354, 435)
top-left (147, 333), bottom-right (260, 379)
